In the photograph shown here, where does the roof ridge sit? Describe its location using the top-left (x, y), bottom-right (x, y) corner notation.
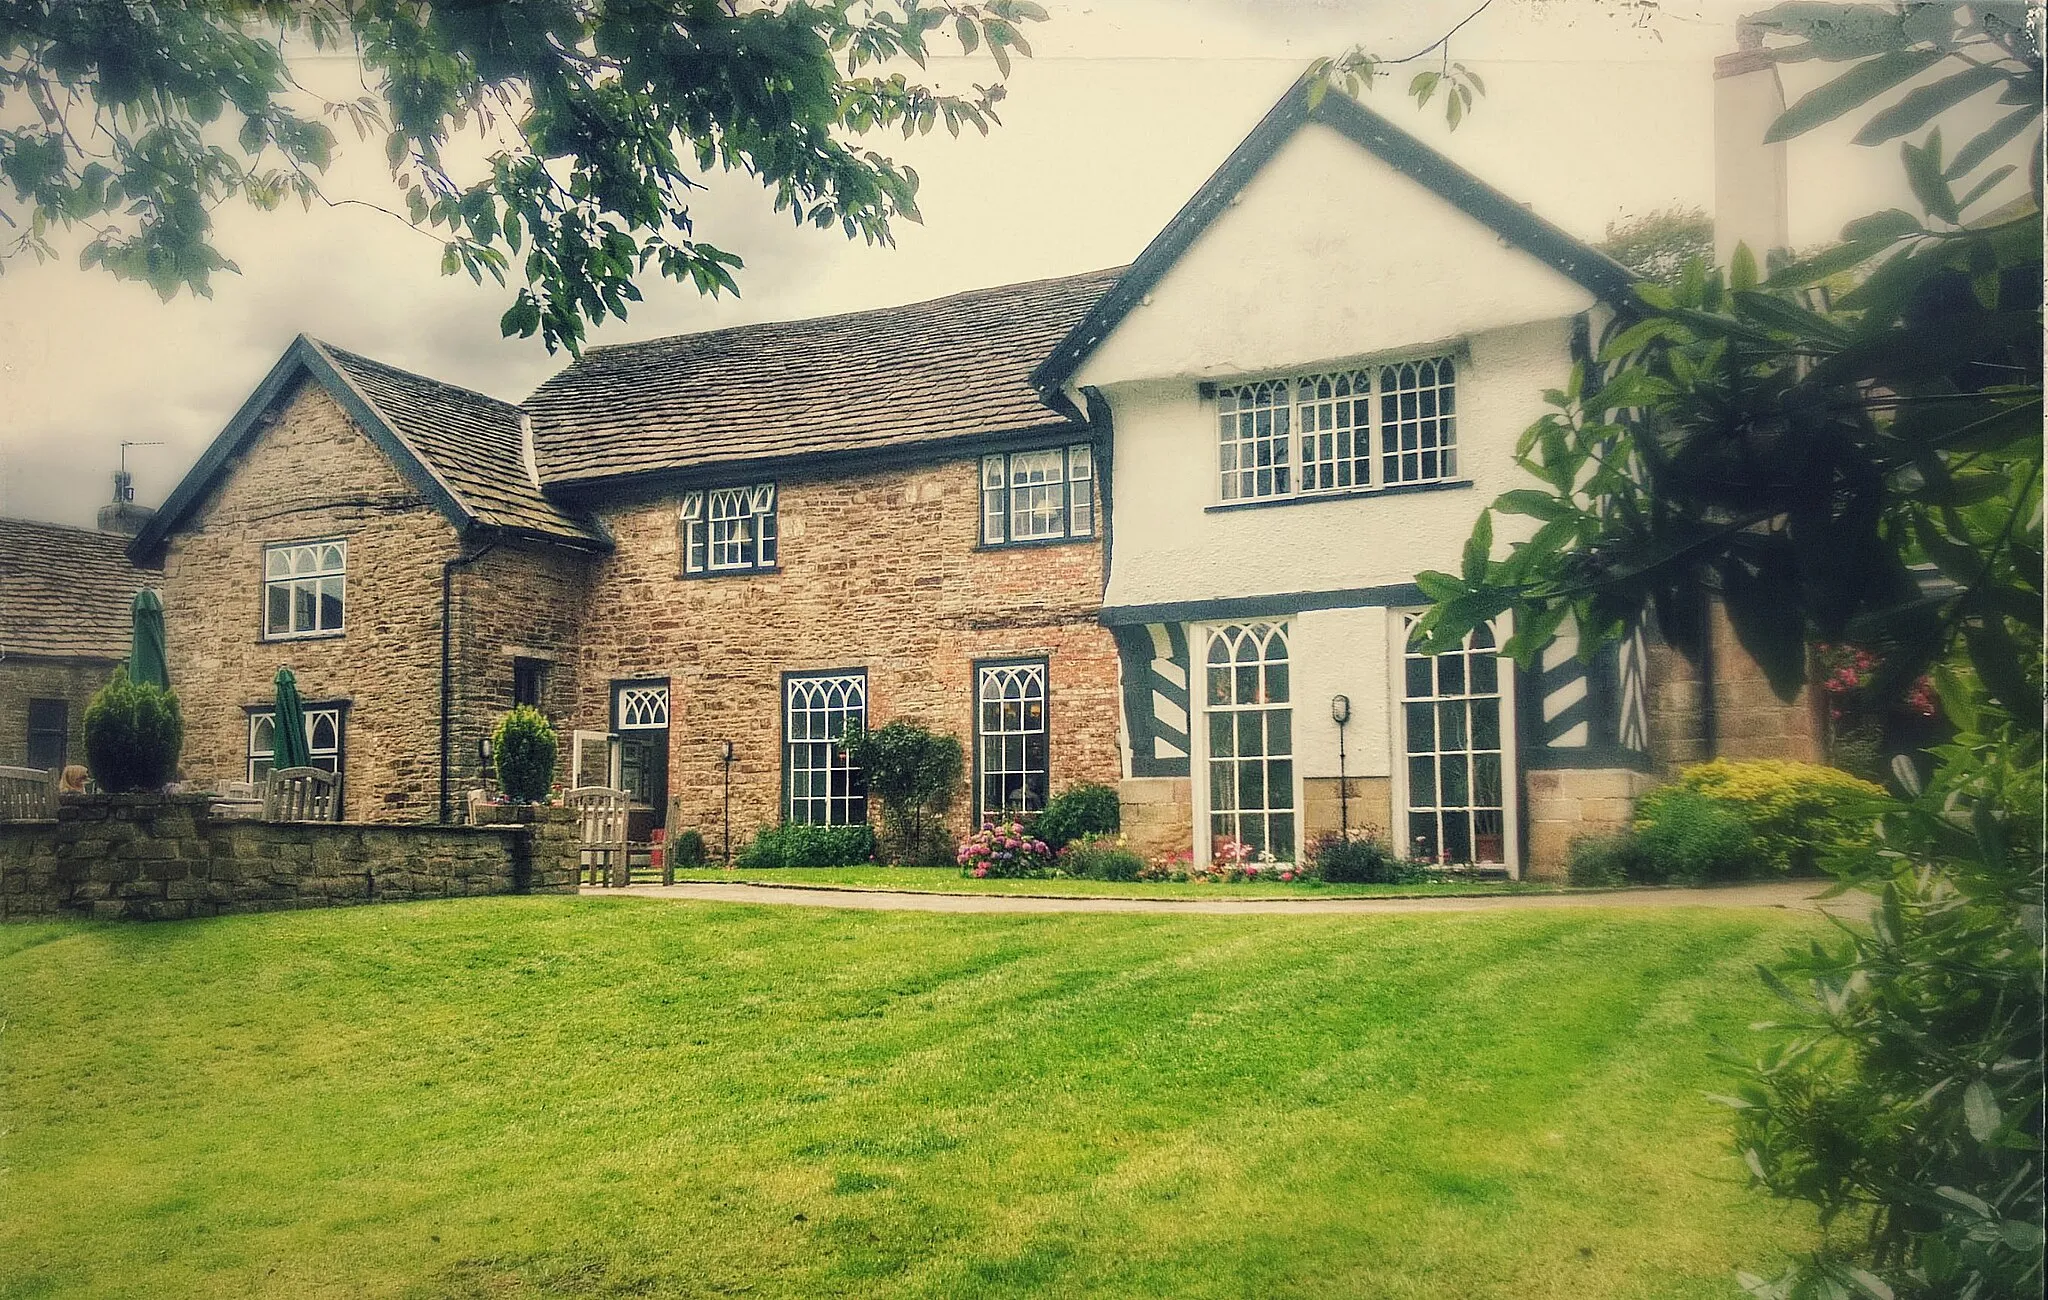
top-left (313, 338), bottom-right (525, 415)
top-left (0, 515), bottom-right (136, 542)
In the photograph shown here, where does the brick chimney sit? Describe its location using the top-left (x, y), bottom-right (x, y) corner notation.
top-left (1713, 21), bottom-right (1791, 269)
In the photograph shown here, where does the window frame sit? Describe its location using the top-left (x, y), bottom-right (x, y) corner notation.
top-left (261, 539), bottom-right (347, 641)
top-left (1194, 621), bottom-right (1299, 865)
top-left (1390, 612), bottom-right (1521, 878)
top-left (245, 700), bottom-right (348, 789)
top-left (979, 443), bottom-right (1097, 548)
top-left (679, 483), bottom-right (779, 577)
top-left (973, 656), bottom-right (1051, 822)
top-left (25, 697), bottom-right (67, 772)
top-left (511, 657), bottom-right (549, 710)
top-left (781, 669), bottom-right (869, 827)
top-left (1209, 351), bottom-right (1463, 507)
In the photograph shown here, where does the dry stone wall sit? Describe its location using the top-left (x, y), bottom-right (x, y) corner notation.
top-left (0, 796), bottom-right (577, 921)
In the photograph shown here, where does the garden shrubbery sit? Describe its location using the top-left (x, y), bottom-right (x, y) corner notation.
top-left (1056, 835), bottom-right (1145, 881)
top-left (738, 821), bottom-right (875, 868)
top-left (837, 720), bottom-right (962, 864)
top-left (956, 817), bottom-right (1054, 878)
top-left (1308, 831), bottom-right (1425, 884)
top-left (1033, 782), bottom-right (1120, 849)
top-left (670, 828), bottom-right (707, 868)
top-left (1632, 789), bottom-right (1758, 884)
top-left (491, 706), bottom-right (557, 803)
top-left (83, 667), bottom-right (183, 793)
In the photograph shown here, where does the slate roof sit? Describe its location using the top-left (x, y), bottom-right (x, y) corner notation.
top-left (524, 268), bottom-right (1126, 489)
top-left (314, 341), bottom-right (606, 544)
top-left (0, 517), bottom-right (153, 661)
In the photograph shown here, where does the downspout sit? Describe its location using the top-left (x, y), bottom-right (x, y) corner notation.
top-left (441, 537), bottom-right (501, 823)
top-left (1698, 590), bottom-right (1720, 759)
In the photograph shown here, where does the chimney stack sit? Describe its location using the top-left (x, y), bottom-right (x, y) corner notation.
top-left (1713, 21), bottom-right (1791, 269)
top-left (96, 467), bottom-right (156, 536)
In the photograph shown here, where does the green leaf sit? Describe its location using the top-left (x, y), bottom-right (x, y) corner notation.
top-left (1954, 163), bottom-right (2016, 212)
top-left (1853, 63), bottom-right (2008, 146)
top-left (1766, 48), bottom-right (1945, 142)
top-left (1841, 208), bottom-right (1924, 243)
top-left (1961, 1079), bottom-right (2001, 1141)
top-left (1945, 103), bottom-right (2040, 179)
top-left (1900, 135), bottom-right (1960, 224)
top-left (1462, 510), bottom-right (1493, 582)
top-left (1495, 489), bottom-right (1578, 524)
top-left (1729, 242), bottom-right (1759, 291)
top-left (954, 15), bottom-right (978, 55)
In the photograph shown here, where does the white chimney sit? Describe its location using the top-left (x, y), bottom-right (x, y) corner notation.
top-left (1713, 32), bottom-right (1791, 270)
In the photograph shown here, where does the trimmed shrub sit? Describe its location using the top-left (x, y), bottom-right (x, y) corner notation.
top-left (1034, 782), bottom-right (1120, 849)
top-left (1566, 832), bottom-right (1644, 886)
top-left (1632, 789), bottom-right (1756, 884)
top-left (1308, 832), bottom-right (1425, 885)
top-left (737, 821), bottom-right (875, 869)
top-left (838, 721), bottom-right (963, 864)
top-left (1058, 835), bottom-right (1145, 881)
top-left (956, 817), bottom-right (1055, 878)
top-left (82, 667), bottom-right (183, 793)
top-left (671, 828), bottom-right (707, 868)
top-left (1637, 759), bottom-right (1883, 876)
top-left (492, 706), bottom-right (558, 803)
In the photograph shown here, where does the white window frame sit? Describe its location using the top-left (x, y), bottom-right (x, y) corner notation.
top-left (1214, 352), bottom-right (1460, 503)
top-left (1390, 612), bottom-right (1520, 878)
top-left (975, 659), bottom-right (1050, 819)
top-left (785, 671), bottom-right (868, 826)
top-left (1192, 621), bottom-right (1301, 864)
top-left (247, 705), bottom-right (344, 784)
top-left (681, 484), bottom-right (778, 575)
top-left (262, 540), bottom-right (346, 639)
top-left (614, 683), bottom-right (670, 731)
top-left (980, 443), bottom-right (1095, 545)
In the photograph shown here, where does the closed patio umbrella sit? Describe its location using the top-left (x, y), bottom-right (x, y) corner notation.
top-left (271, 667), bottom-right (312, 771)
top-left (129, 589), bottom-right (168, 690)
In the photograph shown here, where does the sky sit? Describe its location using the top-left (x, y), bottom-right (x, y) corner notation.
top-left (0, 0), bottom-right (2025, 528)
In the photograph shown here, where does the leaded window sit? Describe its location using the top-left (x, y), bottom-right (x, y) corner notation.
top-left (980, 444), bottom-right (1094, 545)
top-left (614, 683), bottom-right (669, 730)
top-left (976, 660), bottom-right (1048, 817)
top-left (248, 705), bottom-right (343, 783)
top-left (263, 540), bottom-right (345, 638)
top-left (1214, 354), bottom-right (1458, 501)
top-left (786, 672), bottom-right (867, 826)
top-left (1402, 616), bottom-right (1507, 865)
top-left (681, 484), bottom-right (778, 575)
top-left (1204, 622), bottom-right (1294, 860)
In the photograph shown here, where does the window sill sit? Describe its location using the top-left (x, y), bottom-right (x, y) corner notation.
top-left (259, 629), bottom-right (346, 644)
top-left (1204, 479), bottom-right (1472, 514)
top-left (974, 533), bottom-right (1097, 553)
top-left (676, 565), bottom-right (781, 582)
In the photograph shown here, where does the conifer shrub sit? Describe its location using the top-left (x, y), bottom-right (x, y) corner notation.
top-left (492, 706), bottom-right (558, 803)
top-left (671, 828), bottom-right (707, 868)
top-left (82, 667), bottom-right (183, 793)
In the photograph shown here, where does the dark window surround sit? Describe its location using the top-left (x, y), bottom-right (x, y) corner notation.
top-left (243, 699), bottom-right (350, 798)
top-left (512, 657), bottom-right (549, 710)
top-left (780, 667), bottom-right (869, 827)
top-left (972, 655), bottom-right (1052, 822)
top-left (979, 443), bottom-right (1097, 548)
top-left (260, 537), bottom-right (348, 643)
top-left (678, 484), bottom-right (780, 578)
top-left (25, 698), bottom-right (67, 772)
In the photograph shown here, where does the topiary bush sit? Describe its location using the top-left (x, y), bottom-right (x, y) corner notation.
top-left (737, 822), bottom-right (875, 868)
top-left (1033, 782), bottom-right (1120, 849)
top-left (1057, 835), bottom-right (1145, 881)
top-left (1632, 789), bottom-right (1758, 884)
top-left (1638, 759), bottom-right (1884, 876)
top-left (492, 706), bottom-right (558, 803)
top-left (82, 667), bottom-right (183, 793)
top-left (671, 828), bottom-right (707, 868)
top-left (1308, 831), bottom-right (1425, 884)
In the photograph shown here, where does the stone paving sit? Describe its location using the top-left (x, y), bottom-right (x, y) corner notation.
top-left (582, 879), bottom-right (1864, 917)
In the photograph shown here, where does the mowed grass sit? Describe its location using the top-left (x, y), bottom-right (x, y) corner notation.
top-left (1, 899), bottom-right (1817, 1299)
top-left (666, 864), bottom-right (1561, 898)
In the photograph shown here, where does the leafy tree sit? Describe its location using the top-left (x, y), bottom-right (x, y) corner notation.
top-left (0, 0), bottom-right (1049, 353)
top-left (1600, 206), bottom-right (1714, 285)
top-left (1404, 4), bottom-right (2042, 1295)
top-left (839, 719), bottom-right (962, 864)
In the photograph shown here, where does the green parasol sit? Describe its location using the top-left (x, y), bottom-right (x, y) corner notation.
top-left (271, 667), bottom-right (312, 770)
top-left (129, 589), bottom-right (168, 690)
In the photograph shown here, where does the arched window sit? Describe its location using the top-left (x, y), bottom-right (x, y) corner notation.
top-left (1205, 622), bottom-right (1294, 860)
top-left (786, 672), bottom-right (867, 825)
top-left (976, 660), bottom-right (1049, 817)
top-left (1402, 617), bottom-right (1506, 865)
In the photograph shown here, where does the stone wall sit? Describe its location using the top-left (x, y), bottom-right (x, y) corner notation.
top-left (0, 796), bottom-right (577, 921)
top-left (571, 452), bottom-right (1123, 856)
top-left (1647, 600), bottom-right (1823, 772)
top-left (160, 382), bottom-right (463, 822)
top-left (0, 657), bottom-right (116, 771)
top-left (1524, 767), bottom-right (1663, 882)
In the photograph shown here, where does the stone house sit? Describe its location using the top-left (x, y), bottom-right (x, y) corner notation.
top-left (0, 516), bottom-right (155, 773)
top-left (131, 77), bottom-right (1815, 874)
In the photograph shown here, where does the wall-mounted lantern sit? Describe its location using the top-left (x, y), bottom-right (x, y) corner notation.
top-left (1330, 695), bottom-right (1352, 839)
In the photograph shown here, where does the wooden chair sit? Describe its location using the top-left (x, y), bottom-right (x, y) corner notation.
top-left (265, 767), bottom-right (341, 822)
top-left (564, 786), bottom-right (630, 887)
top-left (0, 765), bottom-right (56, 821)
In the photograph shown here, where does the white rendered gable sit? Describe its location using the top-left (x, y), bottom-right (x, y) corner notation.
top-left (1073, 122), bottom-right (1598, 390)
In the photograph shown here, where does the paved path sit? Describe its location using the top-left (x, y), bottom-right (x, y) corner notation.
top-left (582, 879), bottom-right (1862, 917)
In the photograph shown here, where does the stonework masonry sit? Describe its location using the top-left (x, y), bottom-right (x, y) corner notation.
top-left (0, 796), bottom-right (577, 921)
top-left (567, 451), bottom-right (1123, 855)
top-left (0, 658), bottom-right (114, 770)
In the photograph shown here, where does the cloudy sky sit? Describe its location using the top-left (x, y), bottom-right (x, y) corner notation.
top-left (0, 0), bottom-right (1998, 528)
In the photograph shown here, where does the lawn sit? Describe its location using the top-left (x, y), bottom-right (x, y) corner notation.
top-left (1, 898), bottom-right (1820, 1299)
top-left (665, 864), bottom-right (1563, 899)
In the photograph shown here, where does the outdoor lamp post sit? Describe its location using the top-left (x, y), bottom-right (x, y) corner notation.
top-left (1330, 695), bottom-right (1351, 840)
top-left (719, 740), bottom-right (737, 865)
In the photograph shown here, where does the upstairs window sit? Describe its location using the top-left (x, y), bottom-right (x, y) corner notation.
top-left (263, 540), bottom-right (345, 639)
top-left (1215, 354), bottom-right (1458, 502)
top-left (681, 484), bottom-right (778, 575)
top-left (981, 444), bottom-right (1095, 545)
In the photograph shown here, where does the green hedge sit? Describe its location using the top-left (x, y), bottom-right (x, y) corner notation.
top-left (736, 821), bottom-right (875, 868)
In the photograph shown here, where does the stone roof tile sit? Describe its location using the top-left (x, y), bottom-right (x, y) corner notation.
top-left (0, 517), bottom-right (154, 661)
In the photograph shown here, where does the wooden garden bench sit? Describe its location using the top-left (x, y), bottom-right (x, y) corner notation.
top-left (264, 767), bottom-right (341, 822)
top-left (564, 786), bottom-right (631, 887)
top-left (0, 765), bottom-right (56, 821)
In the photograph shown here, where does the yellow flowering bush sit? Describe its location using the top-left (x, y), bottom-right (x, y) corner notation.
top-left (1635, 759), bottom-right (1885, 876)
